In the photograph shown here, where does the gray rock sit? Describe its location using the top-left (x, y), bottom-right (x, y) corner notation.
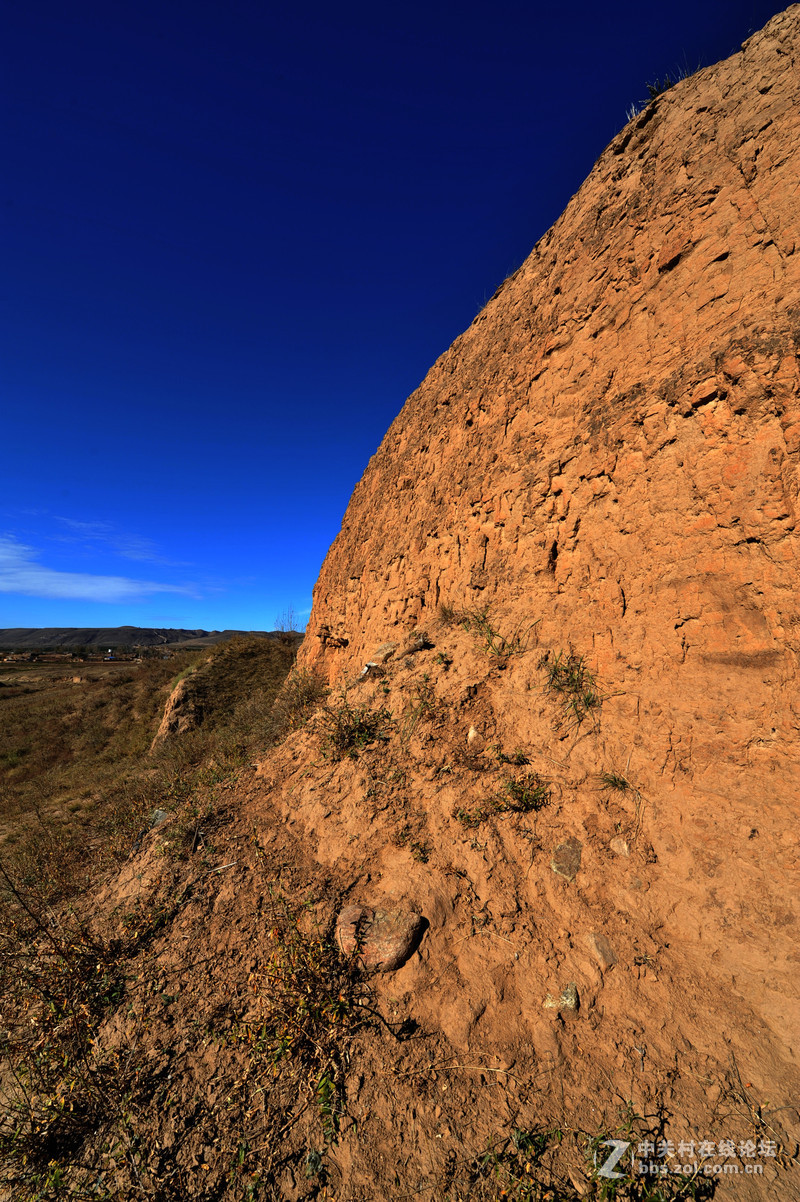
top-left (560, 982), bottom-right (579, 1011)
top-left (150, 808), bottom-right (170, 829)
top-left (371, 642), bottom-right (398, 664)
top-left (544, 982), bottom-right (579, 1013)
top-left (551, 837), bottom-right (582, 881)
top-left (336, 904), bottom-right (426, 972)
top-left (397, 630), bottom-right (432, 658)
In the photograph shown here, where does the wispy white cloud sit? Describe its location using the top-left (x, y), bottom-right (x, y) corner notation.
top-left (0, 536), bottom-right (195, 604)
top-left (54, 517), bottom-right (187, 566)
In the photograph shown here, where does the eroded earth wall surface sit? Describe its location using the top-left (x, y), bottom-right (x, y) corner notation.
top-left (299, 4), bottom-right (800, 1093)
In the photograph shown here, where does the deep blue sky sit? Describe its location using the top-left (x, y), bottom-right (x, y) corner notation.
top-left (1, 0), bottom-right (784, 631)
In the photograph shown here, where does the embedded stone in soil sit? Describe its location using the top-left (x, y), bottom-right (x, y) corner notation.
top-left (551, 836), bottom-right (582, 881)
top-left (336, 904), bottom-right (426, 971)
top-left (587, 930), bottom-right (618, 971)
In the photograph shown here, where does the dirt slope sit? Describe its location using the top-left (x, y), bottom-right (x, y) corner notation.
top-left (58, 606), bottom-right (798, 1198)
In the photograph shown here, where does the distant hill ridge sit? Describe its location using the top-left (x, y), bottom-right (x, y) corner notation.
top-left (0, 627), bottom-right (289, 650)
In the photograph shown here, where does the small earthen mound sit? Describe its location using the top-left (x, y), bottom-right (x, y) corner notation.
top-left (149, 677), bottom-right (202, 751)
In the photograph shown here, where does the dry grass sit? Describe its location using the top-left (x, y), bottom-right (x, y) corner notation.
top-left (0, 637), bottom-right (301, 911)
top-left (0, 636), bottom-right (331, 1199)
top-left (0, 867), bottom-right (373, 1199)
top-left (316, 693), bottom-right (393, 761)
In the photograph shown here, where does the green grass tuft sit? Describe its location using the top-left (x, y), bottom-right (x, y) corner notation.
top-left (541, 650), bottom-right (602, 726)
top-left (317, 694), bottom-right (393, 760)
top-left (457, 772), bottom-right (550, 828)
top-left (460, 606), bottom-right (538, 659)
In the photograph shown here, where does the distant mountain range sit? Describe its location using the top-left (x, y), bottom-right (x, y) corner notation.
top-left (0, 627), bottom-right (298, 651)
